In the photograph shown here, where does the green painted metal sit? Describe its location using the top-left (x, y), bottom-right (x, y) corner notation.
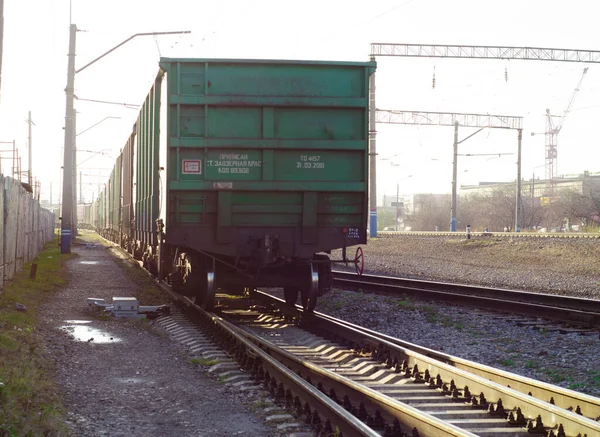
top-left (135, 77), bottom-right (162, 248)
top-left (107, 153), bottom-right (122, 233)
top-left (158, 58), bottom-right (375, 242)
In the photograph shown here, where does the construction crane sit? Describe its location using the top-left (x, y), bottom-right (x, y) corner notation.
top-left (543, 67), bottom-right (588, 190)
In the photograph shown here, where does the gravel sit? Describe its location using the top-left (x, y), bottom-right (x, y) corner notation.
top-left (38, 234), bottom-right (600, 436)
top-left (324, 235), bottom-right (600, 398)
top-left (39, 243), bottom-right (284, 437)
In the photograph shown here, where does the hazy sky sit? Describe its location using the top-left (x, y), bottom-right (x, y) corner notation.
top-left (1, 0), bottom-right (599, 203)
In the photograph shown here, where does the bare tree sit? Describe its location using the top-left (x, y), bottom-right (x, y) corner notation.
top-left (405, 194), bottom-right (450, 231)
top-left (556, 186), bottom-right (600, 230)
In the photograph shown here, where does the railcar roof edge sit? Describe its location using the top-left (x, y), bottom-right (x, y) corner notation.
top-left (158, 57), bottom-right (377, 69)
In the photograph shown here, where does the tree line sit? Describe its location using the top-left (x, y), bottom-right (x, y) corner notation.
top-left (388, 184), bottom-right (600, 232)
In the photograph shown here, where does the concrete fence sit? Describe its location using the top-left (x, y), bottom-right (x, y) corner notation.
top-left (0, 177), bottom-right (55, 287)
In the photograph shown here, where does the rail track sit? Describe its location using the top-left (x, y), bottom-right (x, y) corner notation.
top-left (332, 271), bottom-right (600, 329)
top-left (377, 231), bottom-right (600, 239)
top-left (148, 275), bottom-right (600, 437)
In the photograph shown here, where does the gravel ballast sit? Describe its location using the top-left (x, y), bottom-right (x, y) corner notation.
top-left (325, 235), bottom-right (600, 398)
top-left (39, 234), bottom-right (600, 435)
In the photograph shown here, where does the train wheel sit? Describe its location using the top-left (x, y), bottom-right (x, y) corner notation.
top-left (300, 263), bottom-right (319, 313)
top-left (202, 257), bottom-right (216, 311)
top-left (283, 287), bottom-right (299, 306)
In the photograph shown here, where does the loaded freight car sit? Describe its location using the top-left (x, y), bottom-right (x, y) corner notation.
top-left (128, 58), bottom-right (374, 311)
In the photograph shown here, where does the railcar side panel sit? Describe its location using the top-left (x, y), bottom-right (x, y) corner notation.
top-left (121, 131), bottom-right (135, 249)
top-left (134, 78), bottom-right (161, 252)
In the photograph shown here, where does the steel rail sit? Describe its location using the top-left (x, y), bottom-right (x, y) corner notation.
top-left (113, 242), bottom-right (600, 435)
top-left (251, 292), bottom-right (600, 436)
top-left (309, 304), bottom-right (600, 421)
top-left (332, 271), bottom-right (600, 326)
top-left (230, 318), bottom-right (477, 437)
top-left (257, 291), bottom-right (600, 420)
top-left (124, 252), bottom-right (379, 436)
top-left (158, 285), bottom-right (381, 436)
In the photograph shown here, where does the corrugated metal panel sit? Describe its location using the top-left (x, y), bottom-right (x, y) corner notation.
top-left (161, 58), bottom-right (374, 256)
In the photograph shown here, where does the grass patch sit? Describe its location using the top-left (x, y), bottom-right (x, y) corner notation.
top-left (0, 240), bottom-right (73, 436)
top-left (567, 380), bottom-right (585, 391)
top-left (396, 299), bottom-right (415, 310)
top-left (251, 399), bottom-right (270, 410)
top-left (499, 358), bottom-right (516, 367)
top-left (217, 375), bottom-right (228, 384)
top-left (332, 300), bottom-right (345, 311)
top-left (190, 357), bottom-right (219, 367)
top-left (525, 360), bottom-right (540, 369)
top-left (546, 370), bottom-right (566, 383)
top-left (421, 306), bottom-right (440, 323)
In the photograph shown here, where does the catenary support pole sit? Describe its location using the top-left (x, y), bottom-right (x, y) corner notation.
top-left (450, 121), bottom-right (458, 232)
top-left (28, 111), bottom-right (32, 185)
top-left (368, 59), bottom-right (377, 237)
top-left (72, 107), bottom-right (77, 237)
top-left (60, 23), bottom-right (76, 254)
top-left (515, 129), bottom-right (523, 232)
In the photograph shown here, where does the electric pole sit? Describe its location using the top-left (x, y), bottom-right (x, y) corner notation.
top-left (60, 23), bottom-right (76, 254)
top-left (27, 111), bottom-right (34, 186)
top-left (0, 0), bottom-right (4, 101)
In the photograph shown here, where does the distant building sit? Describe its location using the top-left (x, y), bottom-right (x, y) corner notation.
top-left (460, 171), bottom-right (600, 204)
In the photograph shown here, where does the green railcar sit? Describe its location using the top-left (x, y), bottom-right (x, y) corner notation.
top-left (134, 57), bottom-right (375, 311)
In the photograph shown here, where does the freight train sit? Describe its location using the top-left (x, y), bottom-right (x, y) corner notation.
top-left (90, 57), bottom-right (375, 312)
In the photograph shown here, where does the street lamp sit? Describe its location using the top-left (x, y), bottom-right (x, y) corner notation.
top-left (60, 25), bottom-right (190, 254)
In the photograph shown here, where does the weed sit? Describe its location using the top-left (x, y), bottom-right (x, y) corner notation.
top-left (396, 299), bottom-right (415, 310)
top-left (500, 358), bottom-right (516, 367)
top-left (251, 399), bottom-right (269, 410)
top-left (190, 357), bottom-right (219, 367)
top-left (332, 301), bottom-right (345, 311)
top-left (0, 242), bottom-right (70, 436)
top-left (525, 360), bottom-right (539, 369)
top-left (217, 375), bottom-right (228, 384)
top-left (546, 370), bottom-right (566, 383)
top-left (567, 380), bottom-right (585, 391)
top-left (421, 306), bottom-right (439, 323)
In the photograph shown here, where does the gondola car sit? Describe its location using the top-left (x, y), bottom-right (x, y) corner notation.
top-left (96, 57), bottom-right (375, 312)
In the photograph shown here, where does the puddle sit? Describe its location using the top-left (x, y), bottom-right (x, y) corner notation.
top-left (79, 261), bottom-right (100, 265)
top-left (60, 322), bottom-right (121, 343)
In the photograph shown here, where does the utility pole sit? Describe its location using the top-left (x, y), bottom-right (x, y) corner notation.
top-left (450, 122), bottom-right (458, 232)
top-left (72, 107), bottom-right (77, 237)
top-left (515, 129), bottom-right (523, 232)
top-left (27, 111), bottom-right (33, 186)
top-left (79, 171), bottom-right (83, 204)
top-left (60, 23), bottom-right (76, 254)
top-left (58, 27), bottom-right (190, 253)
top-left (0, 0), bottom-right (4, 101)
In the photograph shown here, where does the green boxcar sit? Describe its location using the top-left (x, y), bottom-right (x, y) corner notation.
top-left (134, 57), bottom-right (376, 311)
